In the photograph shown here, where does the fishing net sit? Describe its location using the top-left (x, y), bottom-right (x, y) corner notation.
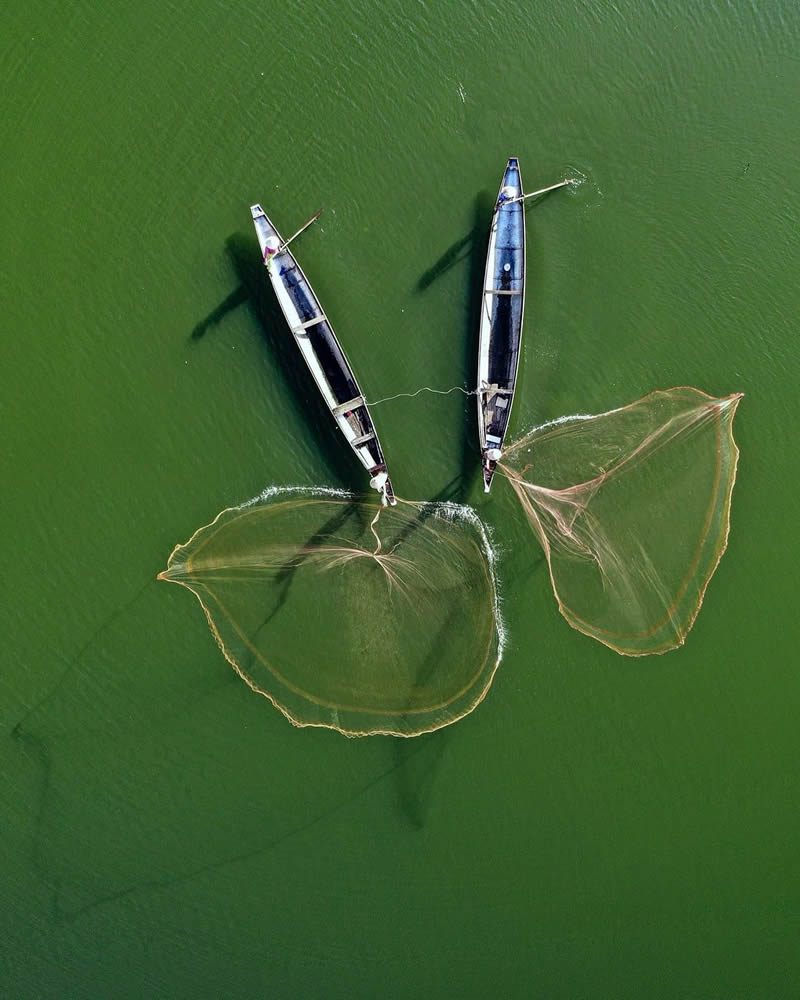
top-left (159, 388), bottom-right (741, 735)
top-left (499, 388), bottom-right (742, 655)
top-left (159, 490), bottom-right (503, 737)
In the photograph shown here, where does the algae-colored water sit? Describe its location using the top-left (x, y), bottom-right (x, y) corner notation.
top-left (3, 1), bottom-right (799, 996)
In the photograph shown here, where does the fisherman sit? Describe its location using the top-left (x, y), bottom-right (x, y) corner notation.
top-left (262, 236), bottom-right (281, 271)
top-left (496, 185), bottom-right (516, 208)
top-left (370, 470), bottom-right (390, 506)
top-left (370, 470), bottom-right (389, 493)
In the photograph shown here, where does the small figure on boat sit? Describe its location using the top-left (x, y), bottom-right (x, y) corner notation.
top-left (263, 236), bottom-right (280, 270)
top-left (496, 185), bottom-right (517, 208)
top-left (370, 470), bottom-right (388, 492)
top-left (369, 469), bottom-right (394, 505)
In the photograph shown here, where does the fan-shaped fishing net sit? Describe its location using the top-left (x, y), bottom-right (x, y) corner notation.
top-left (499, 388), bottom-right (742, 654)
top-left (159, 491), bottom-right (503, 736)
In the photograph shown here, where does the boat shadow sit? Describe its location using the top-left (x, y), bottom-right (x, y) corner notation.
top-left (238, 499), bottom-right (369, 670)
top-left (190, 284), bottom-right (249, 340)
top-left (416, 191), bottom-right (493, 499)
top-left (416, 233), bottom-right (473, 291)
top-left (385, 473), bottom-right (482, 829)
top-left (392, 706), bottom-right (450, 829)
top-left (190, 231), bottom-right (367, 493)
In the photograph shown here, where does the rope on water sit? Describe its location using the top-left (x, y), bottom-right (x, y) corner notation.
top-left (369, 506), bottom-right (383, 554)
top-left (365, 385), bottom-right (479, 406)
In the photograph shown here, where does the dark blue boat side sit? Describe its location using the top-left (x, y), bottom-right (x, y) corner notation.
top-left (477, 157), bottom-right (526, 491)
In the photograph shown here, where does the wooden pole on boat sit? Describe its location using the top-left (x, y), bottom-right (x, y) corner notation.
top-left (506, 179), bottom-right (577, 204)
top-left (279, 208), bottom-right (323, 252)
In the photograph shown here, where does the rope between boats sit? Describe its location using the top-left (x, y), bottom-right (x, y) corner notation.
top-left (365, 385), bottom-right (479, 406)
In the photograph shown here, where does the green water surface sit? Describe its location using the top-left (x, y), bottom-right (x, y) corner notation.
top-left (2, 1), bottom-right (799, 996)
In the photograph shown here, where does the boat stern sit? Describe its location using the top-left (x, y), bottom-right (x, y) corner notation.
top-left (382, 477), bottom-right (397, 506)
top-left (370, 468), bottom-right (397, 506)
top-left (482, 455), bottom-right (497, 492)
top-left (482, 440), bottom-right (505, 492)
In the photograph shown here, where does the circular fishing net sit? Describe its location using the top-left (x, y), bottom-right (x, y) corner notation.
top-left (499, 388), bottom-right (742, 655)
top-left (159, 491), bottom-right (503, 736)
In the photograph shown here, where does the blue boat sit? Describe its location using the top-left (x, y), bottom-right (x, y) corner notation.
top-left (476, 157), bottom-right (526, 491)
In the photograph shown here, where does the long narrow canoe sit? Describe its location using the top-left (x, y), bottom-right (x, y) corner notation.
top-left (476, 157), bottom-right (526, 492)
top-left (251, 204), bottom-right (396, 505)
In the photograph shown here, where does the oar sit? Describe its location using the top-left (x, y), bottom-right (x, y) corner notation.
top-left (505, 178), bottom-right (577, 205)
top-left (278, 208), bottom-right (324, 252)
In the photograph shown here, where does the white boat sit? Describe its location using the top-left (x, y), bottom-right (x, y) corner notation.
top-left (251, 204), bottom-right (395, 505)
top-left (476, 157), bottom-right (526, 491)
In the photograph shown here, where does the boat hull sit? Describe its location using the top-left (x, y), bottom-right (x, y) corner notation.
top-left (476, 158), bottom-right (526, 491)
top-left (251, 204), bottom-right (395, 504)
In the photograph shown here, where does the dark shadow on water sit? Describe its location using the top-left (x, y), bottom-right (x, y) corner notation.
top-left (227, 230), bottom-right (366, 491)
top-left (243, 474), bottom-right (463, 673)
top-left (241, 498), bottom-right (369, 672)
top-left (416, 191), bottom-right (493, 498)
top-left (15, 714), bottom-right (444, 921)
top-left (391, 602), bottom-right (462, 829)
top-left (387, 473), bottom-right (462, 550)
top-left (417, 232), bottom-right (474, 292)
top-left (190, 230), bottom-right (369, 493)
top-left (191, 284), bottom-right (248, 340)
top-left (393, 730), bottom-right (449, 829)
top-left (11, 579), bottom-right (155, 738)
top-left (383, 473), bottom-right (489, 828)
